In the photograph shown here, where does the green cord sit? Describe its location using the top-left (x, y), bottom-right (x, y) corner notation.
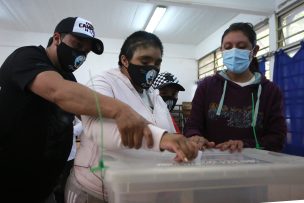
top-left (251, 93), bottom-right (261, 149)
top-left (91, 160), bottom-right (107, 172)
top-left (89, 71), bottom-right (106, 172)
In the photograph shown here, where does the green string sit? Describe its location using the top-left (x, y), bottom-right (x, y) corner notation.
top-left (88, 71), bottom-right (106, 172)
top-left (251, 93), bottom-right (261, 149)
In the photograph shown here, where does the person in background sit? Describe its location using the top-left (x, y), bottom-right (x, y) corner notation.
top-left (184, 22), bottom-right (287, 152)
top-left (65, 31), bottom-right (199, 203)
top-left (54, 117), bottom-right (83, 203)
top-left (0, 17), bottom-right (153, 202)
top-left (152, 71), bottom-right (185, 133)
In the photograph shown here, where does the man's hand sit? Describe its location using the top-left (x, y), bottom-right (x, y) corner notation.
top-left (160, 133), bottom-right (199, 162)
top-left (215, 140), bottom-right (243, 152)
top-left (188, 135), bottom-right (215, 150)
top-left (114, 104), bottom-right (153, 149)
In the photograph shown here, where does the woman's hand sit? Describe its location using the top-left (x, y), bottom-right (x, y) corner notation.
top-left (160, 133), bottom-right (199, 162)
top-left (188, 135), bottom-right (215, 150)
top-left (215, 140), bottom-right (243, 152)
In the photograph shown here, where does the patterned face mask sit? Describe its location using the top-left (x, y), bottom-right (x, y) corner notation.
top-left (223, 48), bottom-right (252, 74)
top-left (57, 42), bottom-right (87, 72)
top-left (161, 96), bottom-right (178, 112)
top-left (127, 63), bottom-right (159, 89)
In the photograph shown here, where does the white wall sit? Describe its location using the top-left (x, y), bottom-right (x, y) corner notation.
top-left (158, 54), bottom-right (197, 103)
top-left (0, 30), bottom-right (51, 63)
top-left (0, 29), bottom-right (197, 103)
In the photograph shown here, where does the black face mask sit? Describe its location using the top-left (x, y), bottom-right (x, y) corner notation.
top-left (127, 63), bottom-right (159, 89)
top-left (161, 96), bottom-right (178, 112)
top-left (57, 42), bottom-right (87, 72)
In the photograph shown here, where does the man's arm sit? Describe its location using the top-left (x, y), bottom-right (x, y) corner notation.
top-left (29, 70), bottom-right (153, 148)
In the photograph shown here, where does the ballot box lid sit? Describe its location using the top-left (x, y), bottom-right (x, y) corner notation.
top-left (103, 148), bottom-right (304, 188)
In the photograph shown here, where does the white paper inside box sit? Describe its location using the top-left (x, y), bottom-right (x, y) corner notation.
top-left (103, 149), bottom-right (304, 203)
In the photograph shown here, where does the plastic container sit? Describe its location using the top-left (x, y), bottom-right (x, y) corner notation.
top-left (103, 148), bottom-right (304, 203)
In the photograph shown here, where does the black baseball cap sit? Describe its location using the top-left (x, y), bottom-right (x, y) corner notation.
top-left (54, 17), bottom-right (104, 55)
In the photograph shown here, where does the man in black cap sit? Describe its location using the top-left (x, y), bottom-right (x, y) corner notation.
top-left (0, 17), bottom-right (153, 202)
top-left (152, 71), bottom-right (185, 133)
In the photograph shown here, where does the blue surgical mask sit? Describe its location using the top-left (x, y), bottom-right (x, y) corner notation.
top-left (223, 48), bottom-right (252, 74)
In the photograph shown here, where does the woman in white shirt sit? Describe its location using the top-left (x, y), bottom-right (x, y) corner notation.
top-left (65, 31), bottom-right (199, 203)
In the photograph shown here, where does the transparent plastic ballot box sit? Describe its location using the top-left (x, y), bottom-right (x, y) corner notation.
top-left (103, 148), bottom-right (304, 203)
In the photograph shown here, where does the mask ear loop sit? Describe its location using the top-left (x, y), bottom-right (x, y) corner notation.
top-left (248, 46), bottom-right (255, 63)
top-left (251, 92), bottom-right (262, 149)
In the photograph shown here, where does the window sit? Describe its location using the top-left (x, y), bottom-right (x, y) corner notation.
top-left (264, 60), bottom-right (270, 79)
top-left (278, 3), bottom-right (304, 48)
top-left (255, 24), bottom-right (270, 58)
top-left (215, 48), bottom-right (224, 71)
top-left (198, 48), bottom-right (224, 79)
top-left (198, 52), bottom-right (215, 79)
top-left (255, 22), bottom-right (270, 79)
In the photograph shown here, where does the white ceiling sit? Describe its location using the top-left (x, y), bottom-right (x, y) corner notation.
top-left (0, 0), bottom-right (277, 45)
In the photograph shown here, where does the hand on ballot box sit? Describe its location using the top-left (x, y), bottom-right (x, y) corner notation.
top-left (188, 135), bottom-right (215, 150)
top-left (160, 133), bottom-right (199, 163)
top-left (215, 140), bottom-right (244, 153)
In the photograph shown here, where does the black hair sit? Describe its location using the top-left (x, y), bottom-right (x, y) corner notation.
top-left (118, 31), bottom-right (163, 66)
top-left (221, 22), bottom-right (259, 73)
top-left (47, 33), bottom-right (67, 47)
top-left (47, 37), bottom-right (53, 47)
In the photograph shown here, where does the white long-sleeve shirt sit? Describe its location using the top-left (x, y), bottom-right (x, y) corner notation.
top-left (74, 68), bottom-right (176, 195)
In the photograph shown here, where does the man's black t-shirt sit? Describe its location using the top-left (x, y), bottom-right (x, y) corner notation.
top-left (0, 46), bottom-right (75, 201)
